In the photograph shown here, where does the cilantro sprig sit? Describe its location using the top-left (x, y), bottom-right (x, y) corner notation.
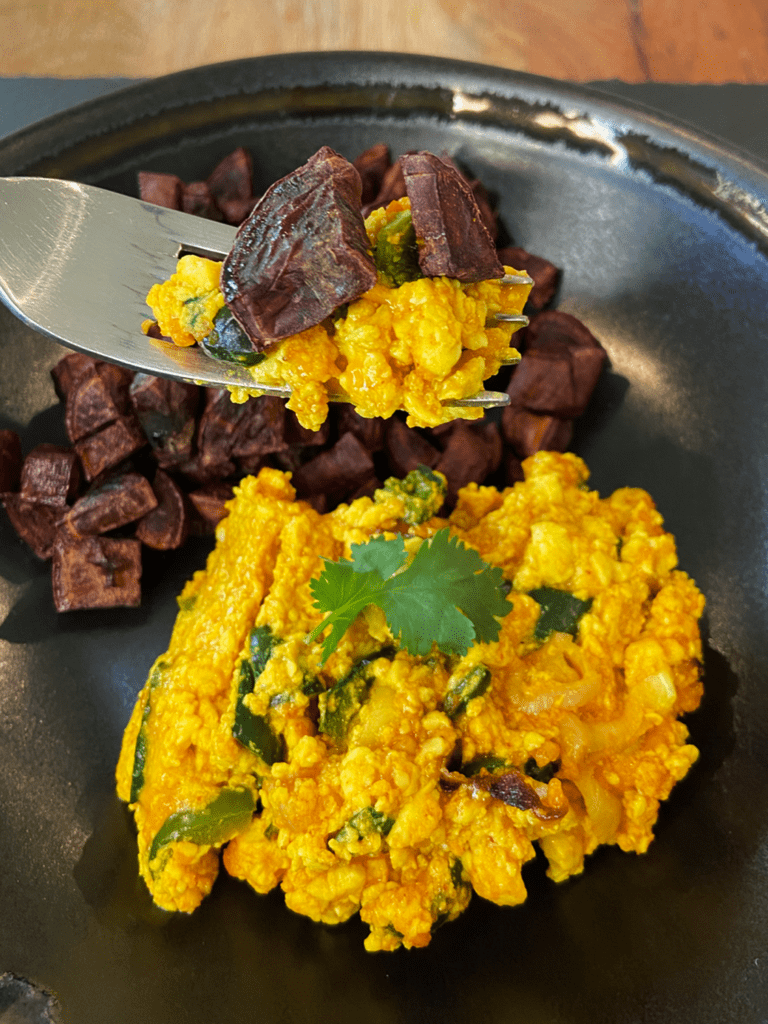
top-left (307, 528), bottom-right (512, 665)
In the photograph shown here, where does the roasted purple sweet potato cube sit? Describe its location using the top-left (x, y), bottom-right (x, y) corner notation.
top-left (504, 451), bottom-right (525, 485)
top-left (362, 159), bottom-right (406, 217)
top-left (335, 405), bottom-right (385, 454)
top-left (231, 395), bottom-right (288, 459)
top-left (74, 417), bottom-right (147, 482)
top-left (64, 370), bottom-right (122, 442)
top-left (347, 473), bottom-right (382, 502)
top-left (439, 154), bottom-right (498, 241)
top-left (95, 363), bottom-right (134, 413)
top-left (182, 388), bottom-right (249, 482)
top-left (302, 492), bottom-right (327, 515)
top-left (50, 351), bottom-right (101, 401)
top-left (400, 151), bottom-right (503, 282)
top-left (207, 147), bottom-right (257, 224)
top-left (61, 472), bottom-right (158, 539)
top-left (435, 422), bottom-right (502, 506)
top-left (182, 180), bottom-right (222, 220)
top-left (129, 373), bottom-right (200, 468)
top-left (496, 246), bottom-right (561, 313)
top-left (353, 143), bottom-right (391, 208)
top-left (20, 444), bottom-right (81, 506)
top-left (135, 470), bottom-right (189, 550)
top-left (2, 495), bottom-right (61, 559)
top-left (0, 429), bottom-right (22, 492)
top-left (506, 311), bottom-right (606, 419)
top-left (221, 146), bottom-right (377, 347)
top-left (501, 405), bottom-right (574, 458)
top-left (51, 535), bottom-right (142, 611)
top-left (467, 176), bottom-right (498, 242)
top-left (291, 432), bottom-right (375, 506)
top-left (269, 447), bottom-right (305, 477)
top-left (188, 482), bottom-right (234, 533)
top-left (219, 196), bottom-right (258, 226)
top-left (234, 452), bottom-right (273, 477)
top-left (179, 452), bottom-right (236, 487)
top-left (385, 417), bottom-right (440, 478)
top-left (284, 409), bottom-right (330, 449)
top-left (138, 171), bottom-right (184, 210)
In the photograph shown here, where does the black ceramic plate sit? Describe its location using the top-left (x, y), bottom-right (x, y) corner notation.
top-left (1, 53), bottom-right (766, 1024)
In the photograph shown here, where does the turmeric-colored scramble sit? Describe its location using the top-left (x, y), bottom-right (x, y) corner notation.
top-left (116, 451), bottom-right (704, 951)
top-left (144, 198), bottom-right (530, 431)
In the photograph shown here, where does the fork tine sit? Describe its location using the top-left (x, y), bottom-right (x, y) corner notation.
top-left (0, 178), bottom-right (255, 388)
top-left (492, 312), bottom-right (528, 325)
top-left (245, 384), bottom-right (511, 408)
top-left (445, 391), bottom-right (510, 408)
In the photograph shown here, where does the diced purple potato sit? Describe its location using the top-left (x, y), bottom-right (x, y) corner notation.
top-left (385, 418), bottom-right (440, 478)
top-left (74, 417), bottom-right (147, 482)
top-left (134, 470), bottom-right (189, 550)
top-left (62, 472), bottom-right (158, 538)
top-left (20, 444), bottom-right (82, 506)
top-left (51, 535), bottom-right (142, 611)
top-left (138, 171), bottom-right (184, 210)
top-left (400, 151), bottom-right (503, 282)
top-left (291, 432), bottom-right (375, 507)
top-left (2, 495), bottom-right (61, 559)
top-left (501, 405), bottom-right (574, 458)
top-left (221, 147), bottom-right (376, 347)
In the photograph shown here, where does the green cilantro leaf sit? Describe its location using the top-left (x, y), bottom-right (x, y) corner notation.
top-left (307, 528), bottom-right (511, 665)
top-left (349, 533), bottom-right (407, 576)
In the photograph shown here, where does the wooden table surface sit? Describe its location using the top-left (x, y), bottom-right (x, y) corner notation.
top-left (3, 0), bottom-right (768, 82)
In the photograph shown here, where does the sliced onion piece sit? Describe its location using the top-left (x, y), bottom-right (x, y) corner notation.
top-left (509, 674), bottom-right (601, 716)
top-left (576, 772), bottom-right (623, 844)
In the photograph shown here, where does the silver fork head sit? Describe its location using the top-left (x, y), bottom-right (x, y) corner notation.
top-left (0, 177), bottom-right (260, 388)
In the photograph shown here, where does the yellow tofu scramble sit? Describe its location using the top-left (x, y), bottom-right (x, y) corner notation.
top-left (144, 198), bottom-right (530, 431)
top-left (116, 451), bottom-right (704, 951)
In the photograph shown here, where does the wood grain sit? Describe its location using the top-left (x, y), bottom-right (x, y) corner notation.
top-left (2, 0), bottom-right (768, 82)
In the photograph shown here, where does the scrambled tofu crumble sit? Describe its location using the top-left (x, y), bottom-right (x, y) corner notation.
top-left (116, 452), bottom-right (704, 951)
top-left (144, 199), bottom-right (530, 431)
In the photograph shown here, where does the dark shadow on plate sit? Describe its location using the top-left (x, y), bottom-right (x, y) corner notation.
top-left (23, 402), bottom-right (69, 450)
top-left (683, 627), bottom-right (738, 780)
top-left (73, 792), bottom-right (175, 931)
top-left (0, 575), bottom-right (152, 643)
top-left (570, 367), bottom-right (630, 454)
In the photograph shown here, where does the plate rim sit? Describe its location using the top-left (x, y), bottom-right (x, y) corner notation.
top-left (2, 51), bottom-right (768, 184)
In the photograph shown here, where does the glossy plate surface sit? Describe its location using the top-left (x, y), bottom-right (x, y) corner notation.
top-left (0, 53), bottom-right (766, 1024)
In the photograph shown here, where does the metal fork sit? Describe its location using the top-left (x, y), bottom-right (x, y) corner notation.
top-left (0, 177), bottom-right (530, 409)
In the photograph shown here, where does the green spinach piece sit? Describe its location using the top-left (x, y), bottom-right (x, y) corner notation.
top-left (318, 646), bottom-right (395, 742)
top-left (148, 786), bottom-right (256, 869)
top-left (528, 586), bottom-right (593, 641)
top-left (443, 665), bottom-right (491, 719)
top-left (268, 672), bottom-right (324, 709)
top-left (431, 858), bottom-right (469, 932)
top-left (335, 806), bottom-right (395, 845)
top-left (200, 306), bottom-right (265, 366)
top-left (374, 210), bottom-right (422, 288)
top-left (377, 465), bottom-right (447, 525)
top-left (232, 625), bottom-right (285, 764)
top-left (524, 757), bottom-right (561, 784)
top-left (130, 661), bottom-right (167, 803)
top-left (462, 752), bottom-right (507, 776)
